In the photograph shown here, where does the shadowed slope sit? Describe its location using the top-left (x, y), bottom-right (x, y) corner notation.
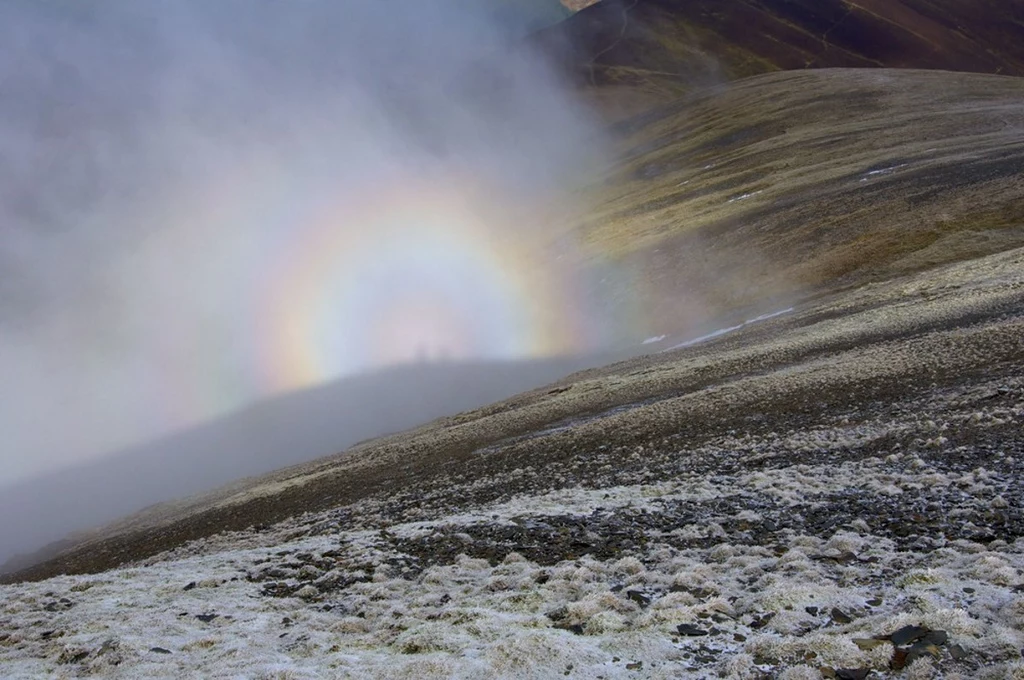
top-left (0, 355), bottom-right (610, 574)
top-left (535, 0), bottom-right (1024, 117)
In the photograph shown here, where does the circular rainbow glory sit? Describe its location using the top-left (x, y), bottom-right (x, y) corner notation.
top-left (261, 178), bottom-right (592, 391)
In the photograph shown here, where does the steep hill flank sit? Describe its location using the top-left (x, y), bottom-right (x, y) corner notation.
top-left (572, 68), bottom-right (1024, 332)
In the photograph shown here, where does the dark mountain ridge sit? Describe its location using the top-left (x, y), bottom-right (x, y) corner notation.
top-left (534, 0), bottom-right (1024, 117)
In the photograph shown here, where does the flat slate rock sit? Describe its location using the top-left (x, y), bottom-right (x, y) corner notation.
top-left (676, 623), bottom-right (709, 636)
top-left (830, 607), bottom-right (854, 624)
top-left (889, 624), bottom-right (929, 646)
top-left (836, 670), bottom-right (870, 680)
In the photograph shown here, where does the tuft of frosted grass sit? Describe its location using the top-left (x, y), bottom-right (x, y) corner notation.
top-left (746, 631), bottom-right (868, 669)
top-left (481, 632), bottom-right (604, 680)
top-left (905, 657), bottom-right (937, 680)
top-left (778, 667), bottom-right (822, 680)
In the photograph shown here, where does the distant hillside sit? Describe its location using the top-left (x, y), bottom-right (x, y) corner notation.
top-left (533, 0), bottom-right (1024, 118)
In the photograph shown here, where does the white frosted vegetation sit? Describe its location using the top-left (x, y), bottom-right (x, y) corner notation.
top-left (2, 471), bottom-right (1022, 679)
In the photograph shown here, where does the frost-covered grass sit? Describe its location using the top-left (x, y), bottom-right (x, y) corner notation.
top-left (2, 466), bottom-right (1023, 679)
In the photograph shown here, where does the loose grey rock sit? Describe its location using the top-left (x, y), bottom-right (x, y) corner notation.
top-left (676, 623), bottom-right (709, 636)
top-left (626, 590), bottom-right (651, 607)
top-left (835, 669), bottom-right (870, 680)
top-left (889, 625), bottom-right (929, 646)
top-left (830, 608), bottom-right (853, 624)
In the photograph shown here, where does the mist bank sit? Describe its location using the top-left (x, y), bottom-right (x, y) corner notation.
top-left (0, 0), bottom-right (623, 490)
top-left (0, 353), bottom-right (622, 572)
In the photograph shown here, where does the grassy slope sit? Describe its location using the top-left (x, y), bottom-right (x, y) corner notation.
top-left (6, 67), bottom-right (1023, 583)
top-left (572, 69), bottom-right (1024, 329)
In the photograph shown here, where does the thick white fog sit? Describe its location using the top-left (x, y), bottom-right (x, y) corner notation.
top-left (0, 0), bottom-right (618, 490)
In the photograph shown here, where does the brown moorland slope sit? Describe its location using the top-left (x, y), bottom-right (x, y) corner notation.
top-left (571, 68), bottom-right (1024, 333)
top-left (6, 67), bottom-right (1023, 584)
top-left (534, 0), bottom-right (1024, 117)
